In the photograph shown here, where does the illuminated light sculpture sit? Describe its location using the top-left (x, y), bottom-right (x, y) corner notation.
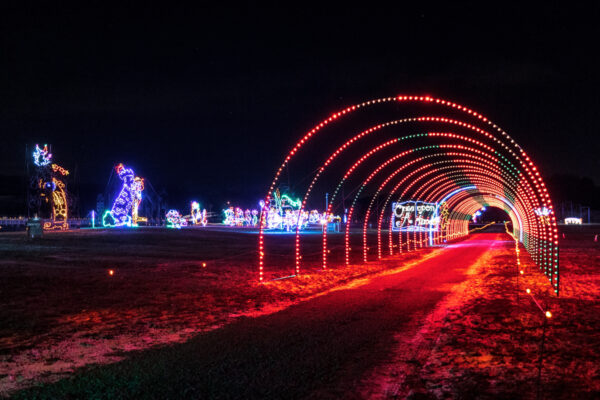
top-left (102, 164), bottom-right (145, 227)
top-left (166, 209), bottom-right (187, 229)
top-left (223, 207), bottom-right (235, 226)
top-left (308, 210), bottom-right (321, 224)
top-left (534, 206), bottom-right (552, 216)
top-left (564, 217), bottom-right (582, 225)
top-left (33, 144), bottom-right (52, 167)
top-left (131, 177), bottom-right (145, 225)
top-left (534, 206), bottom-right (552, 225)
top-left (222, 206), bottom-right (259, 227)
top-left (191, 201), bottom-right (208, 226)
top-left (30, 143), bottom-right (70, 230)
top-left (235, 208), bottom-right (245, 226)
top-left (262, 190), bottom-right (311, 231)
top-left (257, 95), bottom-right (560, 297)
top-left (251, 209), bottom-right (259, 226)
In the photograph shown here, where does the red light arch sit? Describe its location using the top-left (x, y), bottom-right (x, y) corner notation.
top-left (258, 95), bottom-right (559, 295)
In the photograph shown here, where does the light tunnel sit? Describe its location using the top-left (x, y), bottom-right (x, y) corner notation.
top-left (258, 95), bottom-right (559, 295)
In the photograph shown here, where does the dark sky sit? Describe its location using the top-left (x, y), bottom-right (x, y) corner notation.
top-left (1, 3), bottom-right (599, 213)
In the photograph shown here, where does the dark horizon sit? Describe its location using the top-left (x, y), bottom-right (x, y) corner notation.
top-left (2, 3), bottom-right (600, 214)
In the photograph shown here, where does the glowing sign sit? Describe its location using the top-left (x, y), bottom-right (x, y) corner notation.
top-left (391, 201), bottom-right (439, 232)
top-left (564, 217), bottom-right (582, 225)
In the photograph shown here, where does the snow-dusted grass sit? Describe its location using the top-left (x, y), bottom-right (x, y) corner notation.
top-left (0, 227), bottom-right (432, 395)
top-left (370, 226), bottom-right (600, 399)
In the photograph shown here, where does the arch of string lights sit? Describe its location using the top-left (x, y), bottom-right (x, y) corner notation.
top-left (257, 95), bottom-right (559, 295)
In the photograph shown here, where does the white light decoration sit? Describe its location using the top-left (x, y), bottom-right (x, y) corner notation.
top-left (190, 201), bottom-right (208, 226)
top-left (534, 206), bottom-right (552, 216)
top-left (391, 201), bottom-right (439, 232)
top-left (166, 209), bottom-right (187, 229)
top-left (222, 207), bottom-right (259, 226)
top-left (564, 217), bottom-right (582, 225)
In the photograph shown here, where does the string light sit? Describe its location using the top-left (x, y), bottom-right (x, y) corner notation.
top-left (257, 95), bottom-right (559, 292)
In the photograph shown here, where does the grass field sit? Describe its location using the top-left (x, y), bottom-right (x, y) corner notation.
top-left (1, 225), bottom-right (598, 398)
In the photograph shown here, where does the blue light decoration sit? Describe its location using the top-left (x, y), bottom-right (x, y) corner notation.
top-left (102, 164), bottom-right (145, 227)
top-left (166, 209), bottom-right (187, 229)
top-left (33, 144), bottom-right (52, 167)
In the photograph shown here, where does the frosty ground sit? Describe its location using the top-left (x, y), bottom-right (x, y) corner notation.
top-left (0, 225), bottom-right (598, 398)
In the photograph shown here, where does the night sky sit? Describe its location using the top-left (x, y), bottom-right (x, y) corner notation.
top-left (2, 3), bottom-right (599, 214)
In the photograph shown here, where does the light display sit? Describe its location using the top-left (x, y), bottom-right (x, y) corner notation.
top-left (33, 144), bottom-right (52, 167)
top-left (223, 207), bottom-right (235, 225)
top-left (166, 209), bottom-right (187, 229)
top-left (534, 206), bottom-right (552, 225)
top-left (391, 201), bottom-right (439, 232)
top-left (534, 206), bottom-right (552, 216)
top-left (222, 207), bottom-right (259, 227)
top-left (191, 201), bottom-right (208, 226)
top-left (30, 143), bottom-right (70, 230)
top-left (264, 190), bottom-right (308, 231)
top-left (564, 217), bottom-right (582, 225)
top-left (220, 192), bottom-right (329, 230)
top-left (102, 164), bottom-right (145, 227)
top-left (257, 95), bottom-right (560, 297)
top-left (131, 177), bottom-right (145, 225)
